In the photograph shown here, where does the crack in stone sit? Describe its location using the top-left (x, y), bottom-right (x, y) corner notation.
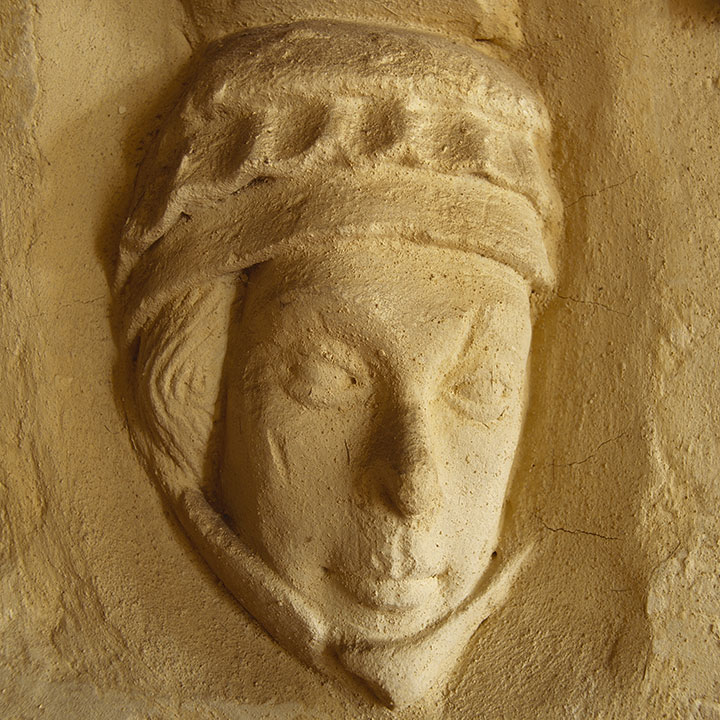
top-left (566, 171), bottom-right (638, 207)
top-left (555, 292), bottom-right (632, 318)
top-left (538, 518), bottom-right (621, 542)
top-left (548, 430), bottom-right (628, 469)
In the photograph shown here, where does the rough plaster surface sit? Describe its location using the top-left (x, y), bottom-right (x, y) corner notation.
top-left (2, 0), bottom-right (720, 718)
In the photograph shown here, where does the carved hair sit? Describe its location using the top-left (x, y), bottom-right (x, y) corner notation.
top-left (129, 280), bottom-right (237, 493)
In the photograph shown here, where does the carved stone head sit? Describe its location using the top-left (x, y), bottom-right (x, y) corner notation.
top-left (114, 19), bottom-right (559, 708)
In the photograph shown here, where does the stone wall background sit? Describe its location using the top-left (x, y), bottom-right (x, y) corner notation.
top-left (1, 1), bottom-right (719, 717)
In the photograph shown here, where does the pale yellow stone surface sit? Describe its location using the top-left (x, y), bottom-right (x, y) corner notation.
top-left (2, 0), bottom-right (720, 718)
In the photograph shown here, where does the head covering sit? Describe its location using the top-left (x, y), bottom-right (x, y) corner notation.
top-left (115, 19), bottom-right (560, 340)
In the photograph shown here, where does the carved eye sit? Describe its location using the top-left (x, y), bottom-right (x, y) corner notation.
top-left (281, 352), bottom-right (369, 410)
top-left (444, 368), bottom-right (513, 425)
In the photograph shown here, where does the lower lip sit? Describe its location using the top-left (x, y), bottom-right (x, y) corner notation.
top-left (331, 571), bottom-right (443, 611)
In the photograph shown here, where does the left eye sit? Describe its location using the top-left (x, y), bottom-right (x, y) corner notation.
top-left (282, 356), bottom-right (366, 409)
top-left (443, 370), bottom-right (512, 424)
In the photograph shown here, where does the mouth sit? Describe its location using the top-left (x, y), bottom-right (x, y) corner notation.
top-left (327, 568), bottom-right (446, 611)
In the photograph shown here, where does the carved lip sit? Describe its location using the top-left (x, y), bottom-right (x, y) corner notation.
top-left (328, 568), bottom-right (445, 611)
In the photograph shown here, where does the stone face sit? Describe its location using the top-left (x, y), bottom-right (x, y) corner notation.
top-left (114, 19), bottom-right (558, 706)
top-left (3, 0), bottom-right (720, 718)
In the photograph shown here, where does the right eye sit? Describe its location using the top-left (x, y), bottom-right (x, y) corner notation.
top-left (281, 353), bottom-right (369, 409)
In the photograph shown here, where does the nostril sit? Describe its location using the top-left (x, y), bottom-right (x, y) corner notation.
top-left (377, 478), bottom-right (423, 518)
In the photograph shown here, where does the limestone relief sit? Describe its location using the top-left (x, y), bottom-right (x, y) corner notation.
top-left (114, 17), bottom-right (560, 708)
top-left (7, 0), bottom-right (720, 715)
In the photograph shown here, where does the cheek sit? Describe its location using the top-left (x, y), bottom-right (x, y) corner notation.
top-left (437, 400), bottom-right (524, 544)
top-left (233, 380), bottom-right (373, 568)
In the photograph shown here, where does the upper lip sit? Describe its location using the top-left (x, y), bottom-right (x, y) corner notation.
top-left (327, 566), bottom-right (445, 610)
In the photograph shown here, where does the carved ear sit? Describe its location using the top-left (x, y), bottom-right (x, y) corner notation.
top-left (131, 277), bottom-right (237, 488)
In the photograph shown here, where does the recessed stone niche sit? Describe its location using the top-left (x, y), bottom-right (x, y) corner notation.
top-left (2, 1), bottom-right (719, 718)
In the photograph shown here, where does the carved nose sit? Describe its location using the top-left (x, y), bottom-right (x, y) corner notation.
top-left (383, 402), bottom-right (441, 519)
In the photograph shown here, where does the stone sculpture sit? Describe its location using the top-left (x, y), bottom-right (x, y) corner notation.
top-left (114, 14), bottom-right (560, 708)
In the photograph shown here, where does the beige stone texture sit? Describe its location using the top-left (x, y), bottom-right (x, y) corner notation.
top-left (2, 0), bottom-right (720, 718)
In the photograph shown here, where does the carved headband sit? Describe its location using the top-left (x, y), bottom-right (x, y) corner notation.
top-left (116, 20), bottom-right (560, 340)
